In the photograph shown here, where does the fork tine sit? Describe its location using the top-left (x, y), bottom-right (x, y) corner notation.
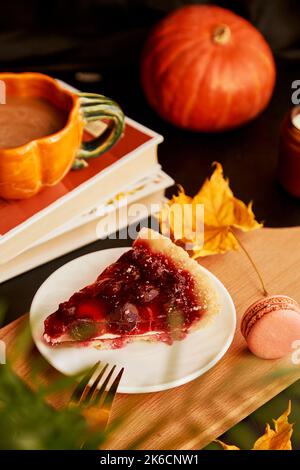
top-left (91, 365), bottom-right (116, 406)
top-left (70, 361), bottom-right (101, 404)
top-left (101, 367), bottom-right (124, 411)
top-left (70, 363), bottom-right (124, 436)
top-left (82, 364), bottom-right (109, 404)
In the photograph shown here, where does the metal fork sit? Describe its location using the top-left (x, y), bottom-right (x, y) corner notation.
top-left (70, 361), bottom-right (124, 432)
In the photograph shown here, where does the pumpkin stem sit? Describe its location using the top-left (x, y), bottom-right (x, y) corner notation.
top-left (212, 24), bottom-right (231, 45)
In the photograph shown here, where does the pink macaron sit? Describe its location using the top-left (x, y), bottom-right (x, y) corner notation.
top-left (241, 295), bottom-right (300, 359)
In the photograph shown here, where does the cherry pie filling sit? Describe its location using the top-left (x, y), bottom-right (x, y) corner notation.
top-left (44, 241), bottom-right (205, 347)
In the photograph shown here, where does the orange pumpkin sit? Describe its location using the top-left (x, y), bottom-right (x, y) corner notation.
top-left (141, 5), bottom-right (276, 132)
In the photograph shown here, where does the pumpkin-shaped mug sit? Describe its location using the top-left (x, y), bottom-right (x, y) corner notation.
top-left (0, 73), bottom-right (125, 199)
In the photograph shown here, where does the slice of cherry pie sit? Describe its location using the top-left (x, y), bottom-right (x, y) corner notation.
top-left (44, 228), bottom-right (219, 348)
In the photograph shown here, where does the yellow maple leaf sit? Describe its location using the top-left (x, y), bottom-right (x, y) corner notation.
top-left (253, 401), bottom-right (293, 450)
top-left (216, 402), bottom-right (293, 450)
top-left (215, 440), bottom-right (240, 450)
top-left (160, 185), bottom-right (202, 251)
top-left (159, 162), bottom-right (262, 258)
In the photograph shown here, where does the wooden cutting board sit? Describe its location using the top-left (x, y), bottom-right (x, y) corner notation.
top-left (1, 226), bottom-right (300, 450)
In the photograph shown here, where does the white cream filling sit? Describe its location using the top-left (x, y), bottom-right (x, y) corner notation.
top-left (45, 330), bottom-right (162, 345)
top-left (92, 331), bottom-right (161, 340)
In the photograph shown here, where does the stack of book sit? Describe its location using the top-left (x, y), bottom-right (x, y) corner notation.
top-left (0, 83), bottom-right (173, 283)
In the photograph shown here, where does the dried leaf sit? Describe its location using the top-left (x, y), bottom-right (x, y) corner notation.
top-left (252, 401), bottom-right (293, 450)
top-left (215, 440), bottom-right (240, 450)
top-left (216, 402), bottom-right (293, 451)
top-left (160, 186), bottom-right (202, 249)
top-left (159, 162), bottom-right (262, 258)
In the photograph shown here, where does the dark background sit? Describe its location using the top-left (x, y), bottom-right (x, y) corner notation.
top-left (0, 0), bottom-right (300, 448)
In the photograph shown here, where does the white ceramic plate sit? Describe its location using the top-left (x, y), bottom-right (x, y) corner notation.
top-left (30, 248), bottom-right (236, 393)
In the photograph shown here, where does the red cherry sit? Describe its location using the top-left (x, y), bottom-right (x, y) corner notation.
top-left (77, 299), bottom-right (106, 321)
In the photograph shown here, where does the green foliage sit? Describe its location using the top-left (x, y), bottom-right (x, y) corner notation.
top-left (0, 300), bottom-right (108, 450)
top-left (0, 363), bottom-right (107, 450)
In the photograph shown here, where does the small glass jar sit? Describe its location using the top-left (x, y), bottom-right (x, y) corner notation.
top-left (279, 106), bottom-right (300, 197)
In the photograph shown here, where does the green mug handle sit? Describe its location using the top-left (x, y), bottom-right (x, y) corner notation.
top-left (72, 92), bottom-right (125, 170)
